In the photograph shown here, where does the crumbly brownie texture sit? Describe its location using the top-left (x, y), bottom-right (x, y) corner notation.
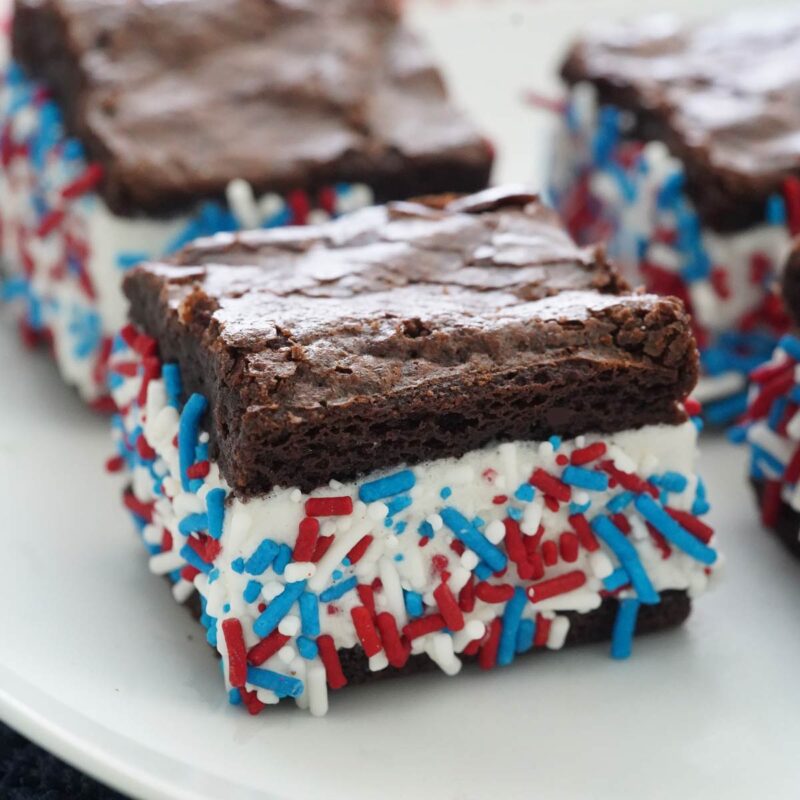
top-left (124, 187), bottom-right (699, 497)
top-left (752, 480), bottom-right (800, 559)
top-left (561, 10), bottom-right (800, 232)
top-left (12, 0), bottom-right (493, 217)
top-left (782, 239), bottom-right (800, 328)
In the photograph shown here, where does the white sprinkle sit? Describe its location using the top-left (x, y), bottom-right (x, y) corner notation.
top-left (307, 661), bottom-right (329, 716)
top-left (148, 550), bottom-right (185, 575)
top-left (258, 192), bottom-right (284, 221)
top-left (485, 519), bottom-right (506, 544)
top-left (226, 179), bottom-right (261, 229)
top-left (460, 550), bottom-right (480, 571)
top-left (368, 652), bottom-right (389, 672)
top-left (426, 513), bottom-right (443, 532)
top-left (278, 646), bottom-right (296, 664)
top-left (171, 579), bottom-right (195, 604)
top-left (329, 479), bottom-right (343, 490)
top-left (588, 550), bottom-right (614, 580)
top-left (261, 581), bottom-right (284, 602)
top-left (284, 562), bottom-right (316, 582)
top-left (547, 616), bottom-right (570, 650)
top-left (278, 615), bottom-right (301, 637)
top-left (289, 489), bottom-right (303, 503)
top-left (452, 620), bottom-right (485, 651)
top-left (368, 502), bottom-right (389, 521)
top-left (426, 633), bottom-right (462, 676)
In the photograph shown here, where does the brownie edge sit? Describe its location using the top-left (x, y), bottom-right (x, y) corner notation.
top-left (125, 187), bottom-right (699, 497)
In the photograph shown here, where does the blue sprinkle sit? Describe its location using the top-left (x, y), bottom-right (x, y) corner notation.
top-left (245, 539), bottom-right (279, 576)
top-left (634, 494), bottom-right (717, 565)
top-left (319, 576), bottom-right (358, 603)
top-left (231, 557), bottom-right (245, 574)
top-left (178, 512), bottom-right (208, 535)
top-left (273, 544), bottom-right (293, 575)
top-left (548, 435), bottom-right (562, 450)
top-left (179, 542), bottom-right (211, 574)
top-left (440, 507), bottom-right (507, 573)
top-left (497, 587), bottom-right (528, 667)
top-left (440, 487), bottom-right (452, 500)
top-left (297, 636), bottom-right (319, 660)
top-left (358, 469), bottom-right (416, 502)
top-left (474, 562), bottom-right (493, 581)
top-left (658, 471), bottom-right (689, 494)
top-left (562, 465), bottom-right (609, 492)
top-left (223, 603), bottom-right (231, 613)
top-left (162, 363), bottom-right (183, 408)
top-left (703, 392), bottom-right (748, 426)
top-left (404, 590), bottom-right (424, 618)
top-left (780, 334), bottom-right (800, 362)
top-left (603, 567), bottom-right (629, 592)
top-left (116, 251), bottom-right (149, 271)
top-left (208, 568), bottom-right (220, 584)
top-left (205, 488), bottom-right (226, 539)
top-left (516, 618), bottom-right (536, 654)
top-left (569, 500), bottom-right (592, 515)
top-left (253, 581), bottom-right (306, 638)
top-left (299, 592), bottom-right (320, 636)
top-left (418, 521), bottom-right (434, 538)
top-left (768, 396), bottom-right (788, 431)
top-left (332, 569), bottom-right (343, 581)
top-left (385, 494), bottom-right (412, 517)
top-left (394, 554), bottom-right (404, 562)
top-left (750, 444), bottom-right (785, 478)
top-left (514, 483), bottom-right (535, 502)
top-left (243, 580), bottom-right (262, 603)
top-left (507, 506), bottom-right (523, 522)
top-left (228, 688), bottom-right (242, 706)
top-left (245, 666), bottom-right (304, 698)
top-left (591, 515), bottom-right (659, 604)
top-left (395, 521), bottom-right (407, 534)
top-left (610, 598), bottom-right (640, 660)
top-left (656, 171), bottom-right (684, 210)
top-left (606, 491), bottom-right (634, 513)
top-left (178, 393), bottom-right (208, 491)
top-left (766, 193), bottom-right (787, 226)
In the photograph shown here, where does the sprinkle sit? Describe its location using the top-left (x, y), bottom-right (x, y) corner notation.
top-left (610, 598), bottom-right (640, 659)
top-left (664, 508), bottom-right (714, 544)
top-left (475, 582), bottom-right (515, 603)
top-left (603, 568), bottom-right (629, 592)
top-left (440, 507), bottom-right (507, 573)
top-left (245, 540), bottom-right (280, 576)
top-left (345, 534), bottom-right (374, 564)
top-left (356, 584), bottom-right (376, 617)
top-left (358, 469), bottom-right (416, 502)
top-left (516, 618), bottom-right (536, 654)
top-left (292, 517), bottom-right (320, 562)
top-left (245, 666), bottom-right (304, 698)
top-left (351, 606), bottom-right (382, 657)
top-left (570, 442), bottom-right (607, 465)
top-left (297, 636), bottom-right (318, 660)
top-left (568, 513), bottom-right (600, 552)
top-left (253, 581), bottom-right (306, 637)
top-left (478, 618), bottom-right (502, 670)
top-left (526, 570), bottom-right (586, 603)
top-left (376, 612), bottom-right (410, 668)
top-left (272, 544), bottom-right (293, 575)
top-left (305, 496), bottom-right (353, 517)
top-left (61, 163), bottom-right (103, 199)
top-left (433, 582), bottom-right (465, 631)
top-left (402, 614), bottom-right (447, 642)
top-left (163, 363), bottom-right (182, 407)
top-left (221, 619), bottom-right (248, 688)
top-left (529, 468), bottom-right (571, 502)
top-left (404, 590), bottom-right (424, 618)
top-left (633, 494), bottom-right (717, 565)
top-left (591, 515), bottom-right (660, 604)
top-left (206, 488), bottom-right (226, 539)
top-left (178, 393), bottom-right (208, 491)
top-left (559, 532), bottom-right (579, 562)
top-left (561, 465), bottom-right (609, 491)
top-left (497, 587), bottom-right (528, 666)
top-left (319, 576), bottom-right (358, 603)
top-left (317, 635), bottom-right (347, 689)
top-left (243, 580), bottom-right (262, 603)
top-left (248, 631), bottom-right (291, 666)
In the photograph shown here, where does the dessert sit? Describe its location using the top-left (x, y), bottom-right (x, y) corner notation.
top-left (550, 10), bottom-right (799, 424)
top-left (109, 187), bottom-right (717, 716)
top-left (0, 0), bottom-right (492, 406)
top-left (737, 240), bottom-right (800, 556)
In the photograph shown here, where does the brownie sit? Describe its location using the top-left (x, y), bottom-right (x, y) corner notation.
top-left (12, 0), bottom-right (493, 217)
top-left (782, 239), bottom-right (800, 328)
top-left (752, 479), bottom-right (800, 558)
top-left (124, 186), bottom-right (698, 497)
top-left (561, 10), bottom-right (800, 232)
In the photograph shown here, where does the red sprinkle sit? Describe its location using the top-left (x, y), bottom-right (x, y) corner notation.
top-left (746, 370), bottom-right (796, 421)
top-left (570, 442), bottom-right (607, 466)
top-left (529, 468), bottom-right (571, 502)
top-left (402, 614), bottom-right (447, 642)
top-left (305, 496), bottom-right (353, 517)
top-left (559, 532), bottom-right (579, 563)
top-left (527, 570), bottom-right (586, 603)
top-left (356, 584), bottom-right (376, 618)
top-left (161, 529), bottom-right (173, 552)
top-left (683, 397), bottom-right (702, 418)
top-left (458, 576), bottom-right (476, 613)
top-left (317, 634), bottom-right (348, 689)
top-left (186, 461), bottom-right (210, 479)
top-left (311, 535), bottom-right (334, 563)
top-left (785, 176), bottom-right (800, 236)
top-left (247, 630), bottom-right (291, 666)
top-left (61, 163), bottom-right (104, 199)
top-left (528, 552), bottom-right (545, 580)
top-left (599, 460), bottom-right (658, 497)
top-left (534, 614), bottom-right (551, 647)
top-left (105, 455), bottom-right (124, 473)
top-left (492, 495), bottom-right (508, 505)
top-left (542, 539), bottom-right (558, 566)
top-left (568, 513), bottom-right (599, 552)
top-left (478, 618), bottom-right (502, 670)
top-left (376, 612), bottom-right (410, 669)
top-left (36, 209), bottom-right (64, 237)
top-left (239, 687), bottom-right (265, 716)
top-left (502, 518), bottom-right (533, 579)
top-left (292, 517), bottom-right (320, 562)
top-left (433, 582), bottom-right (465, 631)
top-left (665, 508), bottom-right (714, 544)
top-left (351, 606), bottom-right (382, 657)
top-left (475, 582), bottom-right (514, 603)
top-left (346, 534), bottom-right (374, 565)
top-left (123, 491), bottom-right (154, 523)
top-left (136, 435), bottom-right (156, 461)
top-left (221, 619), bottom-right (247, 688)
top-left (180, 565), bottom-right (200, 582)
top-left (761, 480), bottom-right (783, 528)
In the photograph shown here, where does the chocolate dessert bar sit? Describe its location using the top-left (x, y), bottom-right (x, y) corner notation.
top-left (738, 240), bottom-right (800, 556)
top-left (550, 10), bottom-right (799, 424)
top-left (109, 187), bottom-right (717, 716)
top-left (0, 0), bottom-right (492, 407)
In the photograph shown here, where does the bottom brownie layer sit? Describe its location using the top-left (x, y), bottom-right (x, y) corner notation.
top-left (184, 589), bottom-right (691, 690)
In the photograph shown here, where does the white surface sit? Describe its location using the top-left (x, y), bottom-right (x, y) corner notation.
top-left (3, 1), bottom-right (800, 798)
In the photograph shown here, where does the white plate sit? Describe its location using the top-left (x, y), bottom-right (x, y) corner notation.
top-left (3, 1), bottom-right (800, 798)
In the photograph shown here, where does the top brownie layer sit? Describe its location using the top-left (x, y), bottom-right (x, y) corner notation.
top-left (561, 10), bottom-right (800, 232)
top-left (125, 186), bottom-right (699, 497)
top-left (782, 239), bottom-right (800, 327)
top-left (11, 0), bottom-right (492, 217)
